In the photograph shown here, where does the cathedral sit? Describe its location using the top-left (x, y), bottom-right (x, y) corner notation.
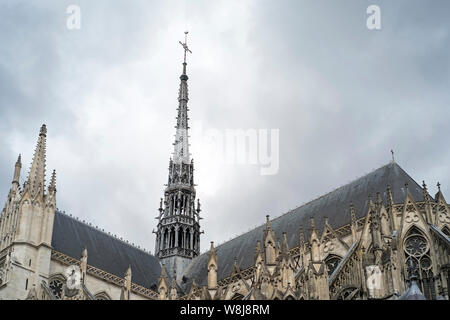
top-left (0, 35), bottom-right (449, 301)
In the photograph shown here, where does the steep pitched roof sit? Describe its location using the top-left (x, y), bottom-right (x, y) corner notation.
top-left (51, 211), bottom-right (161, 291)
top-left (181, 162), bottom-right (425, 291)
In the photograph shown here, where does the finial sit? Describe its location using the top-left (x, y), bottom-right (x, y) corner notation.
top-left (310, 216), bottom-right (315, 229)
top-left (437, 182), bottom-right (441, 192)
top-left (282, 232), bottom-right (289, 251)
top-left (265, 215), bottom-right (272, 229)
top-left (386, 184), bottom-right (394, 205)
top-left (48, 169), bottom-right (57, 192)
top-left (161, 264), bottom-right (167, 277)
top-left (350, 201), bottom-right (356, 223)
top-left (405, 183), bottom-right (409, 191)
top-left (299, 226), bottom-right (305, 245)
top-left (12, 154), bottom-right (22, 184)
top-left (422, 180), bottom-right (430, 200)
top-left (391, 149), bottom-right (395, 162)
top-left (126, 265), bottom-right (132, 278)
top-left (324, 216), bottom-right (329, 226)
top-left (82, 247), bottom-right (87, 258)
top-left (368, 194), bottom-right (375, 208)
top-left (376, 192), bottom-right (382, 204)
top-left (40, 124), bottom-right (47, 136)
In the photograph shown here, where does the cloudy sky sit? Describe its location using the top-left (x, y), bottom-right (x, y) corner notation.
top-left (0, 0), bottom-right (449, 254)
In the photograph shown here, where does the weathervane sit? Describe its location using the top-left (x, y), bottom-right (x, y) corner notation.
top-left (179, 31), bottom-right (192, 63)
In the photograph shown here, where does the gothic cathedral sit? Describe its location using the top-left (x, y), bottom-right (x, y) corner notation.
top-left (0, 35), bottom-right (449, 300)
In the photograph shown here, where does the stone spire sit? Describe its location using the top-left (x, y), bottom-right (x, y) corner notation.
top-left (80, 247), bottom-right (88, 284)
top-left (231, 257), bottom-right (240, 275)
top-left (157, 264), bottom-right (169, 300)
top-left (173, 31), bottom-right (192, 165)
top-left (155, 32), bottom-right (201, 281)
top-left (386, 184), bottom-right (394, 207)
top-left (121, 266), bottom-right (132, 300)
top-left (350, 201), bottom-right (358, 243)
top-left (207, 242), bottom-right (218, 289)
top-left (386, 184), bottom-right (398, 231)
top-left (422, 180), bottom-right (429, 202)
top-left (48, 169), bottom-right (56, 193)
top-left (25, 124), bottom-right (47, 197)
top-left (376, 192), bottom-right (382, 208)
top-left (299, 226), bottom-right (305, 248)
top-left (263, 215), bottom-right (277, 266)
top-left (13, 125), bottom-right (56, 246)
top-left (422, 180), bottom-right (433, 224)
top-left (281, 232), bottom-right (289, 254)
top-left (309, 217), bottom-right (320, 262)
top-left (435, 182), bottom-right (446, 203)
top-left (12, 154), bottom-right (22, 186)
top-left (169, 278), bottom-right (178, 300)
top-left (254, 240), bottom-right (263, 264)
top-left (350, 201), bottom-right (356, 224)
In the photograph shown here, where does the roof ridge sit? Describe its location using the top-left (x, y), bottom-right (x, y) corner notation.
top-left (272, 162), bottom-right (395, 221)
top-left (209, 162), bottom-right (395, 253)
top-left (55, 209), bottom-right (155, 257)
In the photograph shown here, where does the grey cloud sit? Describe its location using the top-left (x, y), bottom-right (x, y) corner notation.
top-left (0, 0), bottom-right (449, 254)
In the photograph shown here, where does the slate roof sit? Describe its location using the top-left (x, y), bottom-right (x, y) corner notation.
top-left (51, 211), bottom-right (161, 291)
top-left (399, 279), bottom-right (426, 300)
top-left (180, 162), bottom-right (426, 292)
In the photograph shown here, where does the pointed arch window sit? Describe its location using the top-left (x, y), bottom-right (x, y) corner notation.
top-left (403, 228), bottom-right (436, 300)
top-left (49, 278), bottom-right (64, 299)
top-left (325, 255), bottom-right (342, 276)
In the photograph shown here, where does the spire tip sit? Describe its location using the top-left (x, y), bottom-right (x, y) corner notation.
top-left (40, 124), bottom-right (47, 136)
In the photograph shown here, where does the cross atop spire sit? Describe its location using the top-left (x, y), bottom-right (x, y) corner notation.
top-left (179, 31), bottom-right (192, 64)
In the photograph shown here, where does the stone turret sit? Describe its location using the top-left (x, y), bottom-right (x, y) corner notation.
top-left (0, 125), bottom-right (57, 300)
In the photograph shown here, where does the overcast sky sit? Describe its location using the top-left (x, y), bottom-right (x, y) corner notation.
top-left (1, 0), bottom-right (449, 255)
